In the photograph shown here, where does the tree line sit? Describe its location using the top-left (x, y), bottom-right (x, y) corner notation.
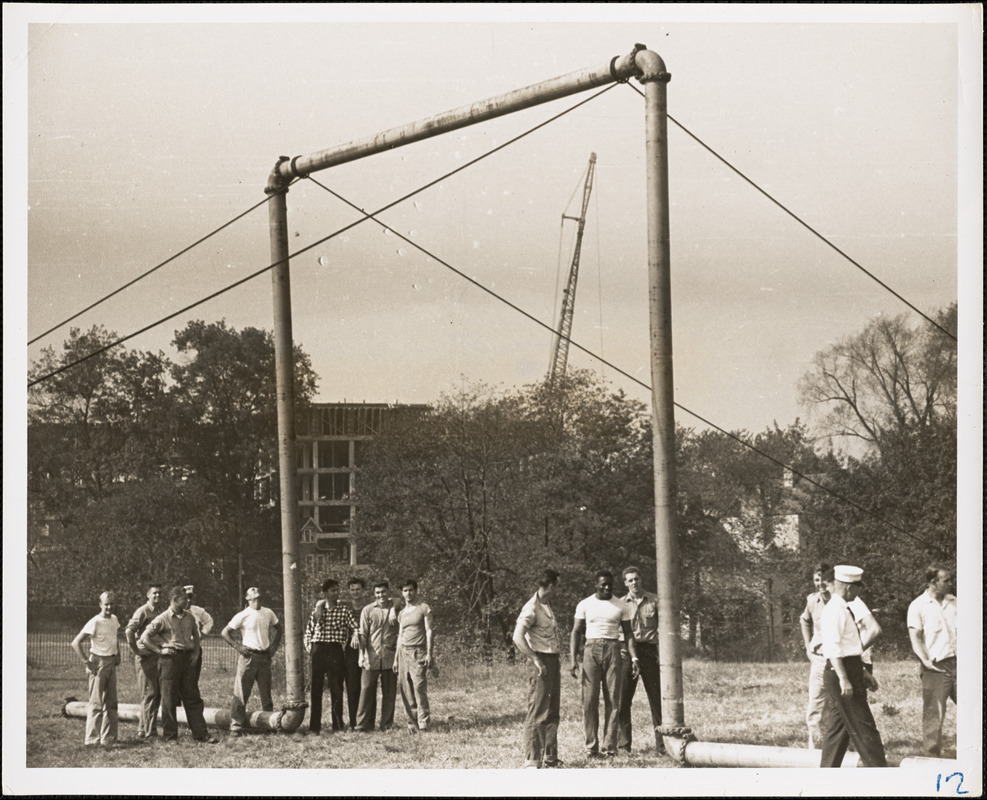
top-left (28, 306), bottom-right (956, 657)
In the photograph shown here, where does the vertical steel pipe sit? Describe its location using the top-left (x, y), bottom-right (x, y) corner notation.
top-left (266, 162), bottom-right (306, 730)
top-left (640, 53), bottom-right (684, 730)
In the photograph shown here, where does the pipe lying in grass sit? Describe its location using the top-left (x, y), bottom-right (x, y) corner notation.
top-left (664, 737), bottom-right (960, 769)
top-left (62, 700), bottom-right (306, 733)
top-left (666, 738), bottom-right (860, 768)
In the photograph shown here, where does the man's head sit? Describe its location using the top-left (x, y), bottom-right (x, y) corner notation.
top-left (373, 581), bottom-right (390, 606)
top-left (594, 570), bottom-right (615, 600)
top-left (146, 583), bottom-right (163, 608)
top-left (348, 576), bottom-right (367, 603)
top-left (184, 584), bottom-right (196, 603)
top-left (98, 591), bottom-right (116, 617)
top-left (622, 566), bottom-right (643, 596)
top-left (169, 585), bottom-right (189, 613)
top-left (402, 579), bottom-right (418, 604)
top-left (321, 578), bottom-right (340, 603)
top-left (536, 569), bottom-right (559, 597)
top-left (832, 565), bottom-right (863, 599)
top-left (925, 565), bottom-right (952, 599)
top-left (812, 562), bottom-right (832, 595)
top-left (245, 586), bottom-right (262, 609)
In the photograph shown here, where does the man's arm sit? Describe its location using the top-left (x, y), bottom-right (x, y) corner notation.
top-left (124, 611), bottom-right (139, 654)
top-left (221, 625), bottom-right (247, 656)
top-left (191, 619), bottom-right (202, 665)
top-left (423, 609), bottom-right (434, 667)
top-left (620, 619), bottom-right (640, 678)
top-left (908, 627), bottom-right (945, 672)
top-left (200, 609), bottom-right (215, 636)
top-left (856, 613), bottom-right (882, 652)
top-left (512, 617), bottom-right (544, 676)
top-left (303, 616), bottom-right (315, 656)
top-left (269, 621), bottom-right (282, 654)
top-left (799, 612), bottom-right (813, 654)
top-left (569, 619), bottom-right (586, 678)
top-left (139, 618), bottom-right (166, 656)
top-left (392, 613), bottom-right (404, 673)
top-left (827, 655), bottom-right (853, 697)
top-left (71, 630), bottom-right (91, 664)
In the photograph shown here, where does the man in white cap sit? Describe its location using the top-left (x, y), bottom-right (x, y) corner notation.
top-left (818, 565), bottom-right (887, 767)
top-left (184, 585), bottom-right (214, 684)
top-left (221, 587), bottom-right (281, 736)
top-left (907, 565), bottom-right (957, 757)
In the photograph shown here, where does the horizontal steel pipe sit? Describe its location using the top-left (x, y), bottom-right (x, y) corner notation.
top-left (678, 739), bottom-right (861, 768)
top-left (273, 48), bottom-right (646, 184)
top-left (62, 701), bottom-right (303, 733)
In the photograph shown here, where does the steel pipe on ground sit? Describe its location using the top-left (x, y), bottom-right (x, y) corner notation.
top-left (62, 701), bottom-right (303, 733)
top-left (675, 739), bottom-right (860, 768)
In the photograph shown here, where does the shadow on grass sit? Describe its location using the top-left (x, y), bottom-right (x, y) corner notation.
top-left (441, 710), bottom-right (526, 732)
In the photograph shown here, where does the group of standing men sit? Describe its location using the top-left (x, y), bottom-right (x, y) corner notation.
top-left (70, 562), bottom-right (957, 760)
top-left (72, 583), bottom-right (221, 746)
top-left (799, 562), bottom-right (958, 767)
top-left (72, 581), bottom-right (281, 746)
top-left (303, 576), bottom-right (434, 734)
top-left (512, 566), bottom-right (665, 768)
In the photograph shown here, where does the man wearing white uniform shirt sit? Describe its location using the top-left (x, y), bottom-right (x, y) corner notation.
top-left (907, 565), bottom-right (957, 757)
top-left (570, 571), bottom-right (638, 760)
top-left (818, 565), bottom-right (887, 768)
top-left (221, 587), bottom-right (281, 736)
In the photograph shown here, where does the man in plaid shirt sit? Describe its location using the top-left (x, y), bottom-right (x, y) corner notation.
top-left (304, 578), bottom-right (358, 734)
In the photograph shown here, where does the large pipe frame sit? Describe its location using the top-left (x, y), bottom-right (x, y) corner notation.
top-left (264, 43), bottom-right (665, 738)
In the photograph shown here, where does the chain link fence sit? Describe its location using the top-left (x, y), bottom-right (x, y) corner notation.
top-left (27, 605), bottom-right (286, 672)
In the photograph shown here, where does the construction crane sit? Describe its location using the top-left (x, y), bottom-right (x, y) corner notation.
top-left (547, 152), bottom-right (597, 385)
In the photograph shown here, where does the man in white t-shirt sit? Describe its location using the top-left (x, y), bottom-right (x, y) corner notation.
top-left (907, 565), bottom-right (957, 757)
top-left (71, 591), bottom-right (121, 746)
top-left (569, 571), bottom-right (639, 760)
top-left (221, 586), bottom-right (281, 736)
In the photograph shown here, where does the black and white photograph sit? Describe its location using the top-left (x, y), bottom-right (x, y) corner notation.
top-left (4, 4), bottom-right (982, 796)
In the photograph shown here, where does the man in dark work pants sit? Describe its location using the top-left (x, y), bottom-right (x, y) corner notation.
top-left (819, 565), bottom-right (887, 767)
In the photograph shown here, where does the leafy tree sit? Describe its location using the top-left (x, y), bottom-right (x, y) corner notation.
top-left (798, 305), bottom-right (956, 459)
top-left (355, 371), bottom-right (655, 650)
top-left (27, 320), bottom-right (319, 610)
top-left (796, 305), bottom-right (957, 652)
top-left (28, 325), bottom-right (171, 506)
top-left (676, 421), bottom-right (827, 657)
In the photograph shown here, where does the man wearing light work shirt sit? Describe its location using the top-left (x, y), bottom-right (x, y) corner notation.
top-left (616, 566), bottom-right (663, 755)
top-left (513, 569), bottom-right (563, 769)
top-left (570, 570), bottom-right (638, 760)
top-left (907, 565), bottom-right (957, 757)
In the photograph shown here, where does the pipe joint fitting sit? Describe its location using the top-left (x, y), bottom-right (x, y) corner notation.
top-left (265, 156), bottom-right (292, 195)
top-left (633, 48), bottom-right (671, 84)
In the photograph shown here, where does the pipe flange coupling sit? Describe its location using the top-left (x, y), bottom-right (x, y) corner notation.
top-left (656, 724), bottom-right (695, 739)
top-left (265, 156), bottom-right (292, 195)
top-left (633, 47), bottom-right (671, 84)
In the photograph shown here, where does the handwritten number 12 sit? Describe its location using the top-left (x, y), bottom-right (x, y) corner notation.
top-left (937, 773), bottom-right (967, 795)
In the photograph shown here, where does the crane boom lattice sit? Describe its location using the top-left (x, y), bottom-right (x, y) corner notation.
top-left (548, 152), bottom-right (597, 384)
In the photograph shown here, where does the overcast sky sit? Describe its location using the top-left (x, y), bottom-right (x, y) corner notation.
top-left (4, 5), bottom-right (983, 796)
top-left (11, 5), bottom-right (979, 443)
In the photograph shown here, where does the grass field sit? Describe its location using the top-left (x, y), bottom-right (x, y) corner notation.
top-left (23, 656), bottom-right (954, 773)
